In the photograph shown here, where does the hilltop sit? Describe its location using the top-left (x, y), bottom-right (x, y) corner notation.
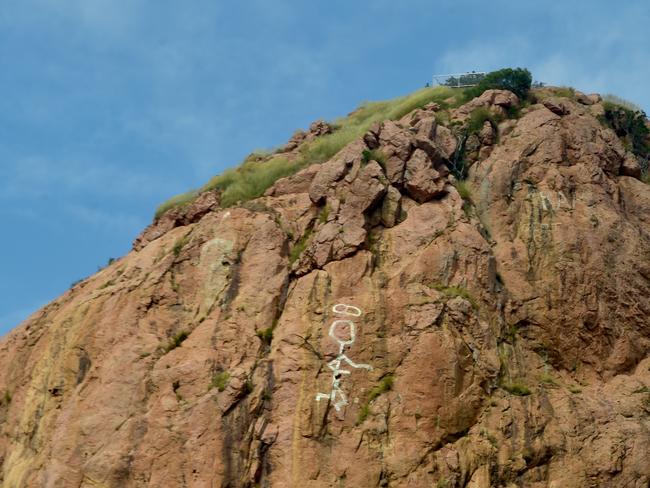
top-left (0, 70), bottom-right (649, 487)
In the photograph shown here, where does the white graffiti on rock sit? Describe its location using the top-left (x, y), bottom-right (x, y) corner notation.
top-left (315, 304), bottom-right (372, 412)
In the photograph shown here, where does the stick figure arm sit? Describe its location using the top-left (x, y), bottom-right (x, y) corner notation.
top-left (339, 354), bottom-right (373, 371)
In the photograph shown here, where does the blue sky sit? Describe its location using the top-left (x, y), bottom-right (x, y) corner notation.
top-left (1, 0), bottom-right (649, 334)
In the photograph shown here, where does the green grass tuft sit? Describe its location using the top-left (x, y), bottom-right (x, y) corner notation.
top-left (540, 372), bottom-right (558, 386)
top-left (361, 149), bottom-right (387, 169)
top-left (172, 234), bottom-right (190, 257)
top-left (429, 283), bottom-right (477, 308)
top-left (368, 375), bottom-right (394, 402)
top-left (289, 227), bottom-right (313, 264)
top-left (453, 180), bottom-right (472, 201)
top-left (357, 404), bottom-right (371, 424)
top-left (603, 94), bottom-right (643, 113)
top-left (218, 157), bottom-right (304, 208)
top-left (154, 190), bottom-right (199, 220)
top-left (163, 330), bottom-right (189, 353)
top-left (210, 371), bottom-right (231, 392)
top-left (548, 86), bottom-right (576, 99)
top-left (318, 204), bottom-right (330, 224)
top-left (502, 381), bottom-right (531, 396)
top-left (256, 326), bottom-right (274, 345)
top-left (357, 375), bottom-right (394, 425)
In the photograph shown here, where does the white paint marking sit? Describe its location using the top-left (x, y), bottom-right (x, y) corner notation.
top-left (315, 304), bottom-right (372, 411)
top-left (332, 303), bottom-right (362, 317)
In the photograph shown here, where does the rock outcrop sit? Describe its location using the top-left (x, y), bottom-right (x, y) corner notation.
top-left (0, 88), bottom-right (649, 488)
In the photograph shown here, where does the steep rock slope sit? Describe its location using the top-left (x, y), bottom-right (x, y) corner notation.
top-left (0, 90), bottom-right (649, 488)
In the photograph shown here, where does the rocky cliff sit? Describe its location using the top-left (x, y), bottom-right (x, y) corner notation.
top-left (1, 87), bottom-right (649, 488)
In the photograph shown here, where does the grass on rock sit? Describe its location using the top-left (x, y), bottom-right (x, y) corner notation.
top-left (154, 86), bottom-right (460, 219)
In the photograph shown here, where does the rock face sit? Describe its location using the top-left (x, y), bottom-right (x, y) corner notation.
top-left (1, 90), bottom-right (650, 488)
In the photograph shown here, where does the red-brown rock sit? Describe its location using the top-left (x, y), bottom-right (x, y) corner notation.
top-left (1, 87), bottom-right (649, 488)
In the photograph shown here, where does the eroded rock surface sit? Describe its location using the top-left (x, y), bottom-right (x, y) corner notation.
top-left (1, 89), bottom-right (649, 488)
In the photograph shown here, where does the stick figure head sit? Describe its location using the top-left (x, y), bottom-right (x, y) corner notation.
top-left (329, 319), bottom-right (356, 347)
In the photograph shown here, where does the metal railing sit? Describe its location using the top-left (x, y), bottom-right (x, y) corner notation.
top-left (432, 71), bottom-right (486, 88)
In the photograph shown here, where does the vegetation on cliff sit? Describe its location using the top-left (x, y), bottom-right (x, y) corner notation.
top-left (601, 95), bottom-right (650, 175)
top-left (155, 85), bottom-right (464, 218)
top-left (3, 67), bottom-right (650, 487)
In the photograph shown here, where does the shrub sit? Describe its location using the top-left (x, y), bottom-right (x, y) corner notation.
top-left (442, 72), bottom-right (486, 88)
top-left (465, 67), bottom-right (532, 100)
top-left (448, 106), bottom-right (507, 180)
top-left (467, 107), bottom-right (502, 133)
top-left (603, 94), bottom-right (643, 113)
top-left (600, 99), bottom-right (649, 171)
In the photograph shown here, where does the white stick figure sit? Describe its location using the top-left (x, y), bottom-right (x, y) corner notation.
top-left (315, 305), bottom-right (372, 411)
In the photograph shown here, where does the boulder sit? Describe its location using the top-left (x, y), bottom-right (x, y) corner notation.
top-left (542, 97), bottom-right (571, 116)
top-left (453, 89), bottom-right (520, 121)
top-left (404, 149), bottom-right (449, 202)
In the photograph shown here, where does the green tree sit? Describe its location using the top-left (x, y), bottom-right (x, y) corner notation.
top-left (465, 68), bottom-right (532, 100)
